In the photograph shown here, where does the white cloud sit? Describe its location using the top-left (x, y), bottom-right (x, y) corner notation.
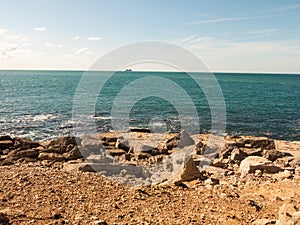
top-left (0, 28), bottom-right (9, 35)
top-left (87, 36), bottom-right (102, 41)
top-left (277, 4), bottom-right (300, 11)
top-left (174, 35), bottom-right (300, 73)
top-left (73, 35), bottom-right (102, 41)
top-left (76, 48), bottom-right (91, 55)
top-left (187, 15), bottom-right (282, 25)
top-left (33, 27), bottom-right (46, 31)
top-left (46, 42), bottom-right (63, 48)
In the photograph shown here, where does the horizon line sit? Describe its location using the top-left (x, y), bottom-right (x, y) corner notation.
top-left (0, 69), bottom-right (299, 75)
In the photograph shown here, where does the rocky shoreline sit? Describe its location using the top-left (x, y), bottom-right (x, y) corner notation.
top-left (0, 131), bottom-right (300, 224)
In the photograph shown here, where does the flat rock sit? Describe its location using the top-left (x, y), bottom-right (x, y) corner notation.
top-left (239, 156), bottom-right (282, 177)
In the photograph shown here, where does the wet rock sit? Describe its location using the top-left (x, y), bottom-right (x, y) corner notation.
top-left (239, 156), bottom-right (282, 177)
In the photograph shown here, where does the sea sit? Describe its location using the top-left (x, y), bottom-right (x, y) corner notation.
top-left (0, 70), bottom-right (299, 141)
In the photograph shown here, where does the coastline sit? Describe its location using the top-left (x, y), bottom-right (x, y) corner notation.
top-left (1, 132), bottom-right (300, 224)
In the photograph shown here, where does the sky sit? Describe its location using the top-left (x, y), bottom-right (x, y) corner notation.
top-left (0, 0), bottom-right (299, 72)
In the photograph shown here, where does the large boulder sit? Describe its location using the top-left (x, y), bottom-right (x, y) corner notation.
top-left (239, 156), bottom-right (282, 177)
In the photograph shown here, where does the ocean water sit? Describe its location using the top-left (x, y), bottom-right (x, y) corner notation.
top-left (0, 70), bottom-right (299, 141)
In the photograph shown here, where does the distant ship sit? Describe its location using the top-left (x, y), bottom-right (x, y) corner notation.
top-left (124, 68), bottom-right (132, 72)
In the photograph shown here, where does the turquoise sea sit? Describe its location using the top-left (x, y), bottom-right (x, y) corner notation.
top-left (0, 70), bottom-right (299, 141)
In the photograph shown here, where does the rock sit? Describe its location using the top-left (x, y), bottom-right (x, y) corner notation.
top-left (242, 148), bottom-right (263, 157)
top-left (139, 145), bottom-right (156, 153)
top-left (106, 149), bottom-right (126, 157)
top-left (166, 135), bottom-right (179, 150)
top-left (295, 167), bottom-right (300, 176)
top-left (289, 158), bottom-right (300, 168)
top-left (195, 141), bottom-right (206, 155)
top-left (263, 150), bottom-right (292, 162)
top-left (212, 158), bottom-right (229, 168)
top-left (130, 128), bottom-right (151, 133)
top-left (0, 135), bottom-right (12, 141)
top-left (0, 212), bottom-right (10, 225)
top-left (38, 152), bottom-right (68, 161)
top-left (227, 137), bottom-right (275, 150)
top-left (63, 163), bottom-right (93, 172)
top-left (276, 170), bottom-right (293, 179)
top-left (239, 156), bottom-right (282, 177)
top-left (13, 137), bottom-right (40, 149)
top-left (0, 140), bottom-right (14, 150)
top-left (68, 146), bottom-right (83, 159)
top-left (135, 152), bottom-right (152, 160)
top-left (204, 178), bottom-right (219, 185)
top-left (94, 220), bottom-right (108, 225)
top-left (178, 158), bottom-right (205, 182)
top-left (81, 136), bottom-right (103, 152)
top-left (276, 203), bottom-right (300, 225)
top-left (193, 156), bottom-right (212, 168)
top-left (203, 166), bottom-right (227, 179)
top-left (230, 148), bottom-right (248, 161)
top-left (177, 130), bottom-right (195, 148)
top-left (219, 146), bottom-right (234, 159)
top-left (115, 138), bottom-right (130, 152)
top-left (253, 218), bottom-right (276, 225)
top-left (275, 157), bottom-right (295, 168)
top-left (8, 149), bottom-right (39, 160)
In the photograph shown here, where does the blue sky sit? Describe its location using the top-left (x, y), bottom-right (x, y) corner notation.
top-left (0, 0), bottom-right (299, 72)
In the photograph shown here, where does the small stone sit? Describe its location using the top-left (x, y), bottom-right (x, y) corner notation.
top-left (94, 220), bottom-right (108, 225)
